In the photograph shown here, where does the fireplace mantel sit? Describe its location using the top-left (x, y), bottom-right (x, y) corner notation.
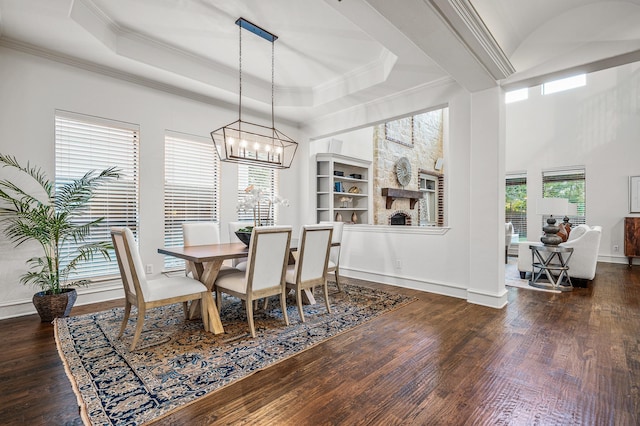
top-left (381, 188), bottom-right (423, 209)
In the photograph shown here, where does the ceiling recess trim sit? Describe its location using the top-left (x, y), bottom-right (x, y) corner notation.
top-left (428, 0), bottom-right (514, 80)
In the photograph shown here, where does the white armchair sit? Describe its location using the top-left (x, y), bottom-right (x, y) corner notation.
top-left (517, 225), bottom-right (602, 284)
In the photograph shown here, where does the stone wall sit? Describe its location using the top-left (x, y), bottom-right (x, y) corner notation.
top-left (373, 109), bottom-right (444, 225)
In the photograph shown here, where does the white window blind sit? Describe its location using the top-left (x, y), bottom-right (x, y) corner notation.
top-left (237, 164), bottom-right (278, 224)
top-left (55, 111), bottom-right (139, 281)
top-left (164, 133), bottom-right (219, 269)
top-left (542, 167), bottom-right (586, 225)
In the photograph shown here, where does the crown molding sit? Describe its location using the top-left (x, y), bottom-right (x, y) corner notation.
top-left (428, 0), bottom-right (514, 80)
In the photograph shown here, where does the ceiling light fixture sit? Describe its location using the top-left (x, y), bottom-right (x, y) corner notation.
top-left (211, 18), bottom-right (297, 169)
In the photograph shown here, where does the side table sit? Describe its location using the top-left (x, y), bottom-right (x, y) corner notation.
top-left (529, 243), bottom-right (574, 292)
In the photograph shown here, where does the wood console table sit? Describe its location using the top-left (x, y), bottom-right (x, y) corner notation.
top-left (624, 217), bottom-right (640, 267)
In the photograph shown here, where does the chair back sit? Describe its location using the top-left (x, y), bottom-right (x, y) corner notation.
top-left (245, 226), bottom-right (292, 292)
top-left (228, 221), bottom-right (247, 243)
top-left (320, 221), bottom-right (343, 265)
top-left (111, 227), bottom-right (146, 302)
top-left (296, 225), bottom-right (333, 284)
top-left (183, 222), bottom-right (221, 246)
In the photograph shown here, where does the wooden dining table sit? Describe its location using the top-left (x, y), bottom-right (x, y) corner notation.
top-left (158, 240), bottom-right (338, 335)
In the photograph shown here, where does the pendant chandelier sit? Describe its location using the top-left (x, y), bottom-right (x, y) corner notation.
top-left (211, 18), bottom-right (298, 169)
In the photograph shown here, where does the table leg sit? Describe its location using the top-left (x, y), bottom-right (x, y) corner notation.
top-left (301, 289), bottom-right (316, 305)
top-left (189, 260), bottom-right (224, 334)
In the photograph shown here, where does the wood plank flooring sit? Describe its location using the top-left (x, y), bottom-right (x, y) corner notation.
top-left (0, 262), bottom-right (639, 425)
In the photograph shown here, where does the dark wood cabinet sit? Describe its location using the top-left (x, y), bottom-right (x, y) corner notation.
top-left (624, 217), bottom-right (640, 267)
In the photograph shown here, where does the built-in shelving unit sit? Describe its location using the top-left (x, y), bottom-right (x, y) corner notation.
top-left (316, 153), bottom-right (372, 224)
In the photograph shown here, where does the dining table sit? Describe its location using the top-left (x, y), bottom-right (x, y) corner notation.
top-left (158, 239), bottom-right (339, 334)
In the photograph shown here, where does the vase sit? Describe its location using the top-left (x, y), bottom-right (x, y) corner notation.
top-left (32, 288), bottom-right (77, 322)
top-left (351, 212), bottom-right (358, 223)
top-left (335, 212), bottom-right (343, 222)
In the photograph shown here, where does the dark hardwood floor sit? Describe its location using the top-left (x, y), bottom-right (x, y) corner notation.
top-left (1, 262), bottom-right (639, 425)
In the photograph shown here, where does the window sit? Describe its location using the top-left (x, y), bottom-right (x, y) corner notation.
top-left (542, 168), bottom-right (586, 225)
top-left (542, 74), bottom-right (586, 95)
top-left (55, 111), bottom-right (139, 281)
top-left (418, 173), bottom-right (438, 226)
top-left (237, 165), bottom-right (278, 225)
top-left (163, 133), bottom-right (220, 269)
top-left (506, 174), bottom-right (527, 239)
top-left (505, 88), bottom-right (528, 104)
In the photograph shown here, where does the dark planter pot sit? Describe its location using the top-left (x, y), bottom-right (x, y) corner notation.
top-left (235, 231), bottom-right (252, 246)
top-left (32, 288), bottom-right (77, 322)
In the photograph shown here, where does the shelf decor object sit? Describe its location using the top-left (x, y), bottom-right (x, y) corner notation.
top-left (211, 18), bottom-right (297, 169)
top-left (536, 198), bottom-right (577, 246)
top-left (395, 157), bottom-right (412, 187)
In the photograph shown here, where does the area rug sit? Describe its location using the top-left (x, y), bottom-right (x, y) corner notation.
top-left (55, 279), bottom-right (415, 425)
top-left (505, 258), bottom-right (561, 293)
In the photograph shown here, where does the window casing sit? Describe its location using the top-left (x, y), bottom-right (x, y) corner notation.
top-left (163, 133), bottom-right (220, 269)
top-left (542, 168), bottom-right (586, 226)
top-left (55, 111), bottom-right (139, 281)
top-left (237, 165), bottom-right (278, 224)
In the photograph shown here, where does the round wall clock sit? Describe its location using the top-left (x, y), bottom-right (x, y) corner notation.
top-left (395, 157), bottom-right (412, 187)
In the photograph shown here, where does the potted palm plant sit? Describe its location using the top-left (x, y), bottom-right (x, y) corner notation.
top-left (0, 154), bottom-right (119, 322)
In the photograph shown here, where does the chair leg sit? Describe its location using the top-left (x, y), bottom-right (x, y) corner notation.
top-left (246, 298), bottom-right (256, 338)
top-left (182, 301), bottom-right (189, 318)
top-left (334, 268), bottom-right (342, 292)
top-left (296, 287), bottom-right (305, 323)
top-left (130, 306), bottom-right (146, 351)
top-left (280, 290), bottom-right (289, 326)
top-left (323, 280), bottom-right (332, 314)
top-left (118, 300), bottom-right (132, 339)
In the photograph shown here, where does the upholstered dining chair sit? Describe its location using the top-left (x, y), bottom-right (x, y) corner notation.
top-left (285, 224), bottom-right (333, 323)
top-left (228, 221), bottom-right (249, 271)
top-left (182, 222), bottom-right (236, 277)
top-left (214, 226), bottom-right (292, 338)
top-left (319, 221), bottom-right (344, 292)
top-left (111, 227), bottom-right (214, 351)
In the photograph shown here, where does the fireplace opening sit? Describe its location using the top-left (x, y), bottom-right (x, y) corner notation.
top-left (389, 211), bottom-right (411, 226)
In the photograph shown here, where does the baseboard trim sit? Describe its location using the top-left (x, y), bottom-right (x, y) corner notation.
top-left (341, 267), bottom-right (468, 301)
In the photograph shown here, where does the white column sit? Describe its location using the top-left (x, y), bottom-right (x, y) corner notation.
top-left (467, 86), bottom-right (508, 308)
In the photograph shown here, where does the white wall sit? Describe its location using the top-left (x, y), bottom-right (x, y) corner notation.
top-left (301, 81), bottom-right (507, 308)
top-left (506, 62), bottom-right (640, 264)
top-left (0, 45), bottom-right (510, 318)
top-left (0, 47), bottom-right (303, 318)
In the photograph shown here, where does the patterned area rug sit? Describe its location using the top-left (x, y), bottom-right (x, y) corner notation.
top-left (55, 280), bottom-right (415, 425)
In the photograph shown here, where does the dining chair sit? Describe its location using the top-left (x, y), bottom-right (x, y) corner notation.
top-left (228, 221), bottom-right (249, 271)
top-left (183, 222), bottom-right (236, 277)
top-left (215, 226), bottom-right (292, 337)
top-left (319, 221), bottom-right (344, 292)
top-left (286, 224), bottom-right (333, 323)
top-left (111, 227), bottom-right (214, 351)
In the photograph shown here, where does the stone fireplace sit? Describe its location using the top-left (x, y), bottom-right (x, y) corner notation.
top-left (389, 211), bottom-right (412, 226)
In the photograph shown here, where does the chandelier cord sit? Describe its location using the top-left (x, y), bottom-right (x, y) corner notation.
top-left (239, 21), bottom-right (242, 124)
top-left (271, 40), bottom-right (275, 139)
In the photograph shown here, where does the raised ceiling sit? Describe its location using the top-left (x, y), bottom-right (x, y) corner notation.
top-left (1, 0), bottom-right (639, 125)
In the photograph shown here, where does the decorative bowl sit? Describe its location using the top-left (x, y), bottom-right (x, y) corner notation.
top-left (235, 231), bottom-right (252, 246)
